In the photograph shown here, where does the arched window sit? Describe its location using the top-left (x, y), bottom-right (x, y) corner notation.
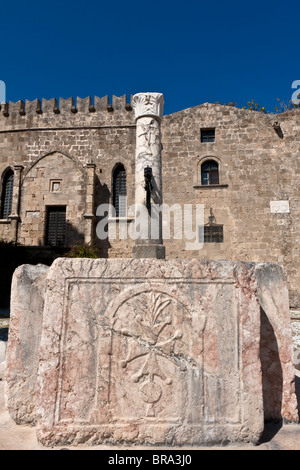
top-left (201, 160), bottom-right (219, 185)
top-left (113, 164), bottom-right (127, 217)
top-left (1, 169), bottom-right (14, 218)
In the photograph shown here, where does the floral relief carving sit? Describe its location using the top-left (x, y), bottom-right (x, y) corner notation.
top-left (132, 92), bottom-right (164, 120)
top-left (120, 291), bottom-right (183, 417)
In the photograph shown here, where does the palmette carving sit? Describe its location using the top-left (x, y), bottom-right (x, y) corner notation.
top-left (132, 92), bottom-right (164, 120)
top-left (120, 292), bottom-right (182, 416)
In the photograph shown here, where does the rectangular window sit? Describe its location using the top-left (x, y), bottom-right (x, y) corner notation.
top-left (201, 128), bottom-right (215, 143)
top-left (1, 171), bottom-right (14, 219)
top-left (45, 206), bottom-right (66, 246)
top-left (201, 161), bottom-right (219, 185)
top-left (113, 165), bottom-right (127, 217)
top-left (201, 225), bottom-right (223, 243)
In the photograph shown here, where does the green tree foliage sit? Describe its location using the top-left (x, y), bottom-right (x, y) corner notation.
top-left (274, 98), bottom-right (300, 113)
top-left (64, 243), bottom-right (99, 258)
top-left (215, 98), bottom-right (299, 113)
top-left (241, 100), bottom-right (266, 113)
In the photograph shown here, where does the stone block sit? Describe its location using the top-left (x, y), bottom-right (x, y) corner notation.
top-left (5, 264), bottom-right (49, 425)
top-left (35, 258), bottom-right (266, 446)
top-left (5, 258), bottom-right (297, 446)
top-left (0, 340), bottom-right (6, 362)
top-left (132, 243), bottom-right (165, 259)
top-left (291, 311), bottom-right (300, 372)
top-left (255, 263), bottom-right (299, 422)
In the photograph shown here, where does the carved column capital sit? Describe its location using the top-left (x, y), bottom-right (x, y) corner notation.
top-left (13, 164), bottom-right (24, 172)
top-left (132, 93), bottom-right (164, 121)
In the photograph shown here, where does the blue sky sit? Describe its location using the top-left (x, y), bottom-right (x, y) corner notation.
top-left (1, 0), bottom-right (299, 115)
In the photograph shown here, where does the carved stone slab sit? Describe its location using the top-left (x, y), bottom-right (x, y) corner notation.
top-left (5, 264), bottom-right (49, 424)
top-left (270, 200), bottom-right (290, 213)
top-left (35, 258), bottom-right (265, 446)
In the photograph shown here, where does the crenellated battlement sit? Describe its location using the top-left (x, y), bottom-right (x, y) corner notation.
top-left (0, 94), bottom-right (134, 128)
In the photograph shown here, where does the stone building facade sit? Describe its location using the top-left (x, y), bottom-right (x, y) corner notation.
top-left (0, 94), bottom-right (300, 308)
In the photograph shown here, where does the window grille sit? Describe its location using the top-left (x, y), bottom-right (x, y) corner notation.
top-left (203, 225), bottom-right (223, 243)
top-left (45, 206), bottom-right (66, 246)
top-left (1, 170), bottom-right (14, 218)
top-left (113, 164), bottom-right (127, 217)
top-left (201, 160), bottom-right (219, 185)
top-left (201, 129), bottom-right (215, 143)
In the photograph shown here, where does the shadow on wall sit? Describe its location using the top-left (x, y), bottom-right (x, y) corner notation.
top-left (0, 243), bottom-right (65, 310)
top-left (258, 307), bottom-right (284, 444)
top-left (93, 176), bottom-right (111, 257)
top-left (260, 307), bottom-right (283, 423)
top-left (259, 306), bottom-right (300, 443)
top-left (0, 219), bottom-right (110, 311)
top-left (296, 375), bottom-right (300, 421)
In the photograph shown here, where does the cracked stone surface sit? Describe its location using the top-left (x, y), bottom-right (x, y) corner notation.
top-left (5, 264), bottom-right (49, 425)
top-left (5, 258), bottom-right (298, 447)
top-left (0, 367), bottom-right (299, 450)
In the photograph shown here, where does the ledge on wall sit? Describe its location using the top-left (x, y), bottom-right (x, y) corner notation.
top-left (193, 184), bottom-right (229, 189)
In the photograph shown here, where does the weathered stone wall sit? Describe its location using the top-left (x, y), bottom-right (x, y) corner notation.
top-left (0, 221), bottom-right (11, 243)
top-left (161, 104), bottom-right (300, 307)
top-left (291, 310), bottom-right (300, 371)
top-left (0, 96), bottom-right (136, 256)
top-left (19, 152), bottom-right (86, 246)
top-left (1, 97), bottom-right (300, 307)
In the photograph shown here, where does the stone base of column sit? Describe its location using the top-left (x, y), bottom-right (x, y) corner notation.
top-left (132, 243), bottom-right (165, 259)
top-left (8, 215), bottom-right (20, 244)
top-left (83, 213), bottom-right (95, 245)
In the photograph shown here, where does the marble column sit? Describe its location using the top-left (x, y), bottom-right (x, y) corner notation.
top-left (132, 92), bottom-right (165, 259)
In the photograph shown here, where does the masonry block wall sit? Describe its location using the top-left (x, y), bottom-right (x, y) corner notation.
top-left (161, 104), bottom-right (300, 307)
top-left (0, 96), bottom-right (300, 306)
top-left (0, 96), bottom-right (136, 258)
